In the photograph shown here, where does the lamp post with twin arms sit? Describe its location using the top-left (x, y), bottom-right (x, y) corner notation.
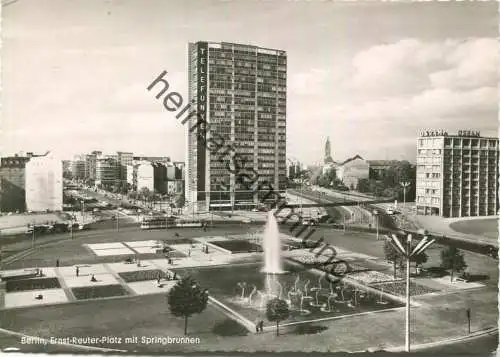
top-left (400, 181), bottom-right (411, 205)
top-left (385, 232), bottom-right (435, 352)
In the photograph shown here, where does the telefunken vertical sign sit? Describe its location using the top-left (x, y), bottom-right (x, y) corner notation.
top-left (197, 42), bottom-right (208, 200)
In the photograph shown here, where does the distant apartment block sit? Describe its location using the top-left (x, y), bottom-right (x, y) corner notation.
top-left (95, 157), bottom-right (118, 187)
top-left (416, 130), bottom-right (499, 217)
top-left (70, 159), bottom-right (86, 180)
top-left (25, 155), bottom-right (63, 212)
top-left (180, 41), bottom-right (287, 211)
top-left (133, 156), bottom-right (170, 163)
top-left (0, 154), bottom-right (31, 212)
top-left (132, 161), bottom-right (184, 195)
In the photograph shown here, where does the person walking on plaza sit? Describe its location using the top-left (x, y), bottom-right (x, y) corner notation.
top-left (76, 266), bottom-right (79, 277)
top-left (56, 259), bottom-right (59, 267)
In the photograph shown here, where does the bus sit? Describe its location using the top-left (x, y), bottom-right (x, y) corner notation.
top-left (141, 216), bottom-right (171, 230)
top-left (175, 219), bottom-right (203, 228)
top-left (140, 216), bottom-right (203, 229)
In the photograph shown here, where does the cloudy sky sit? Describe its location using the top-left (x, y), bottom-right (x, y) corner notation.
top-left (1, 0), bottom-right (498, 164)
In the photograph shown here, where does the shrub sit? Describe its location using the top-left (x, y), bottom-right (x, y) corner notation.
top-left (212, 319), bottom-right (249, 336)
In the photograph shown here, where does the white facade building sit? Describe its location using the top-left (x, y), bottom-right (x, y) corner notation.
top-left (337, 155), bottom-right (370, 189)
top-left (25, 155), bottom-right (63, 211)
top-left (136, 161), bottom-right (154, 191)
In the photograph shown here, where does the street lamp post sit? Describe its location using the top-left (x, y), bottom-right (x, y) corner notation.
top-left (386, 233), bottom-right (435, 352)
top-left (373, 210), bottom-right (379, 240)
top-left (81, 200), bottom-right (85, 224)
top-left (400, 181), bottom-right (411, 205)
top-left (32, 220), bottom-right (35, 249)
top-left (299, 178), bottom-right (303, 216)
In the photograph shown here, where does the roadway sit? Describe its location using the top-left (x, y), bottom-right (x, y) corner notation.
top-left (287, 188), bottom-right (498, 259)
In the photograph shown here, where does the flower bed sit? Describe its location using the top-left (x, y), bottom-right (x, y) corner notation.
top-left (119, 269), bottom-right (172, 283)
top-left (6, 278), bottom-right (61, 292)
top-left (370, 280), bottom-right (438, 296)
top-left (347, 271), bottom-right (398, 285)
top-left (71, 285), bottom-right (129, 300)
top-left (164, 238), bottom-right (194, 245)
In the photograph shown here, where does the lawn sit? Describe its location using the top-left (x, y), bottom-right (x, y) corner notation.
top-left (6, 277), bottom-right (61, 292)
top-left (210, 240), bottom-right (263, 253)
top-left (71, 285), bottom-right (129, 300)
top-left (449, 218), bottom-right (498, 239)
top-left (0, 294), bottom-right (235, 352)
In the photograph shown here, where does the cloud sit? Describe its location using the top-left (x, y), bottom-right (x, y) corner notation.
top-left (289, 68), bottom-right (334, 95)
top-left (429, 38), bottom-right (498, 90)
top-left (347, 37), bottom-right (498, 97)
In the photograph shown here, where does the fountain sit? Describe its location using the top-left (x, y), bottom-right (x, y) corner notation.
top-left (261, 210), bottom-right (284, 274)
top-left (310, 276), bottom-right (324, 307)
top-left (237, 282), bottom-right (247, 300)
top-left (299, 291), bottom-right (312, 315)
top-left (248, 285), bottom-right (257, 305)
top-left (377, 285), bottom-right (389, 305)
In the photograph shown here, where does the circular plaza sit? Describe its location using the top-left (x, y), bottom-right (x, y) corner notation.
top-left (0, 223), bottom-right (497, 353)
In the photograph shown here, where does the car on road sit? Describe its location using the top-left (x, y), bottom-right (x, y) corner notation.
top-left (302, 218), bottom-right (317, 226)
top-left (484, 245), bottom-right (498, 259)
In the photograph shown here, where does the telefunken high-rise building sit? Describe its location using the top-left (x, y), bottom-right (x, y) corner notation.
top-left (186, 41), bottom-right (287, 211)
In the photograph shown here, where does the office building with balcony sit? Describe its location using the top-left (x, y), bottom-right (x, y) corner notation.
top-left (416, 130), bottom-right (499, 217)
top-left (25, 154), bottom-right (63, 212)
top-left (95, 157), bottom-right (118, 187)
top-left (182, 41), bottom-right (287, 211)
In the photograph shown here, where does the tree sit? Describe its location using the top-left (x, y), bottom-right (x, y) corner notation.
top-left (357, 178), bottom-right (370, 193)
top-left (174, 194), bottom-right (185, 208)
top-left (266, 298), bottom-right (290, 336)
top-left (440, 246), bottom-right (467, 282)
top-left (139, 187), bottom-right (151, 206)
top-left (128, 191), bottom-right (138, 201)
top-left (167, 276), bottom-right (208, 335)
top-left (383, 240), bottom-right (403, 279)
top-left (410, 249), bottom-right (428, 274)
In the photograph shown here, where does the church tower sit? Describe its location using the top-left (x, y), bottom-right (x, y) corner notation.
top-left (324, 137), bottom-right (334, 164)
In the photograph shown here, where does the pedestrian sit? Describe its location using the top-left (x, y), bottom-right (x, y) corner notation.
top-left (259, 320), bottom-right (264, 332)
top-left (188, 249), bottom-right (191, 257)
top-left (76, 266), bottom-right (79, 277)
top-left (255, 321), bottom-right (259, 333)
top-left (56, 259), bottom-right (59, 268)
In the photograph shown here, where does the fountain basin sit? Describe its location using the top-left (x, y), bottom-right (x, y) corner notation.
top-left (171, 262), bottom-right (404, 326)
